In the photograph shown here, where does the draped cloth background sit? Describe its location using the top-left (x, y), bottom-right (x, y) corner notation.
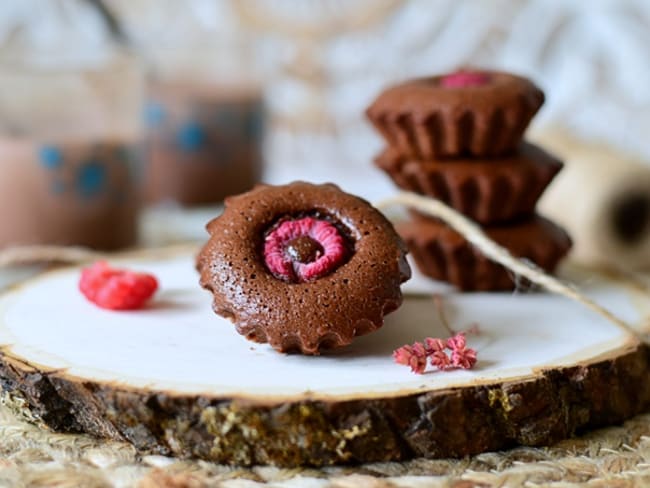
top-left (1, 0), bottom-right (649, 201)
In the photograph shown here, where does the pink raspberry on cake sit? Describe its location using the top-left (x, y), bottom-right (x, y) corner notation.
top-left (264, 217), bottom-right (347, 283)
top-left (440, 70), bottom-right (491, 87)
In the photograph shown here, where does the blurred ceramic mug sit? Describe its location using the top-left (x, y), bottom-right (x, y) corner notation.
top-left (142, 46), bottom-right (265, 206)
top-left (0, 54), bottom-right (144, 250)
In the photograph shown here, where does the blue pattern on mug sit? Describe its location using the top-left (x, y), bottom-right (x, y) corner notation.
top-left (144, 101), bottom-right (166, 128)
top-left (177, 121), bottom-right (207, 152)
top-left (39, 145), bottom-right (63, 169)
top-left (51, 180), bottom-right (66, 194)
top-left (76, 160), bottom-right (107, 198)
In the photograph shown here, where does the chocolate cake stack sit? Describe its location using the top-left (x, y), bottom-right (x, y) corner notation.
top-left (367, 70), bottom-right (572, 291)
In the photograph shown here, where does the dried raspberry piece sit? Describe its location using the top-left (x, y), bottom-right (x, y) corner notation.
top-left (79, 261), bottom-right (158, 310)
top-left (440, 70), bottom-right (491, 88)
top-left (264, 217), bottom-right (347, 282)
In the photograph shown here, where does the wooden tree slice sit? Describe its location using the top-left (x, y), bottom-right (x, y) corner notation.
top-left (0, 250), bottom-right (648, 467)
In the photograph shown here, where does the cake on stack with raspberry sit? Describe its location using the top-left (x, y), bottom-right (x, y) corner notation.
top-left (367, 70), bottom-right (572, 291)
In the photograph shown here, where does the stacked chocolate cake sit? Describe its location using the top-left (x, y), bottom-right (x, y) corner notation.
top-left (367, 70), bottom-right (572, 291)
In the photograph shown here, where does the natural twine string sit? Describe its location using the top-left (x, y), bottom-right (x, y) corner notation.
top-left (377, 191), bottom-right (636, 335)
top-left (0, 245), bottom-right (105, 268)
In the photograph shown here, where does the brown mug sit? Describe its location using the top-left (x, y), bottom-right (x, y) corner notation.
top-left (143, 82), bottom-right (265, 206)
top-left (0, 137), bottom-right (141, 250)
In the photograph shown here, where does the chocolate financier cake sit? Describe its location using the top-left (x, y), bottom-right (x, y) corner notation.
top-left (397, 214), bottom-right (572, 291)
top-left (366, 70), bottom-right (544, 159)
top-left (375, 142), bottom-right (563, 224)
top-left (197, 182), bottom-right (411, 355)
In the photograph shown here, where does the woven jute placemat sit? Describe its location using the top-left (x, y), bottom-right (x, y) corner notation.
top-left (1, 397), bottom-right (650, 488)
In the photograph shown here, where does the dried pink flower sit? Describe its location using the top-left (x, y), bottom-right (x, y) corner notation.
top-left (409, 342), bottom-right (428, 374)
top-left (393, 344), bottom-right (413, 365)
top-left (423, 337), bottom-right (446, 354)
top-left (451, 347), bottom-right (478, 369)
top-left (446, 332), bottom-right (467, 351)
top-left (392, 343), bottom-right (427, 374)
top-left (394, 331), bottom-right (478, 374)
top-left (447, 332), bottom-right (478, 369)
top-left (429, 350), bottom-right (451, 370)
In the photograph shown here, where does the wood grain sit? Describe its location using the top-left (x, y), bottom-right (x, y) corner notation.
top-left (1, 343), bottom-right (649, 467)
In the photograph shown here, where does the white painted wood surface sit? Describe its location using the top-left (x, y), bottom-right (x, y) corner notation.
top-left (0, 252), bottom-right (643, 401)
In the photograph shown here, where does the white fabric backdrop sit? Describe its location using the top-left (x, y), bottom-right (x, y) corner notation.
top-left (0, 0), bottom-right (649, 201)
top-left (255, 0), bottom-right (650, 200)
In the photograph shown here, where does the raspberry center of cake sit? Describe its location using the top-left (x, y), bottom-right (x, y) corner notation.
top-left (264, 217), bottom-right (347, 283)
top-left (440, 70), bottom-right (491, 88)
